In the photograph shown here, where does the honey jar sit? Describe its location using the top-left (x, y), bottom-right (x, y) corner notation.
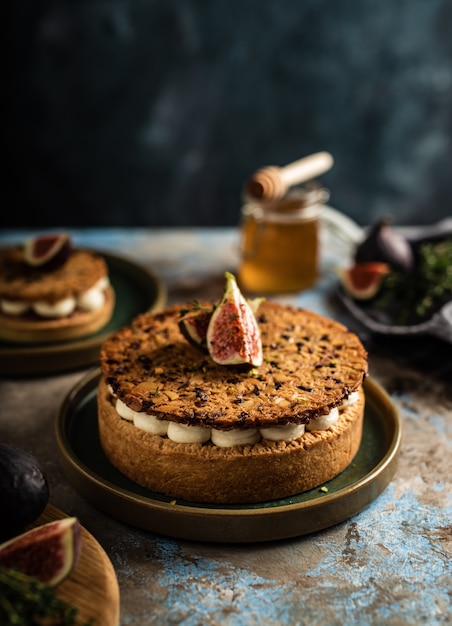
top-left (238, 184), bottom-right (329, 294)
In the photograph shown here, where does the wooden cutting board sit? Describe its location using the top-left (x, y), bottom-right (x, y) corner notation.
top-left (33, 504), bottom-right (120, 626)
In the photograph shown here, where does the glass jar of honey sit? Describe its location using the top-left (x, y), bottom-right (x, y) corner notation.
top-left (238, 183), bottom-right (329, 294)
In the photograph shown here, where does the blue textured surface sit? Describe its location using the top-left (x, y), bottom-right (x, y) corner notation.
top-left (0, 227), bottom-right (451, 625)
top-left (107, 481), bottom-right (451, 625)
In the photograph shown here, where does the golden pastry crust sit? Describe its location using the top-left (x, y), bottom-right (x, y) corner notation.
top-left (0, 286), bottom-right (115, 344)
top-left (0, 247), bottom-right (108, 303)
top-left (0, 245), bottom-right (114, 344)
top-left (98, 301), bottom-right (368, 503)
top-left (100, 301), bottom-right (368, 429)
top-left (97, 378), bottom-right (365, 503)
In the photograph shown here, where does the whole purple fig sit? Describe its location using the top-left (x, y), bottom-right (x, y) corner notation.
top-left (354, 216), bottom-right (414, 273)
top-left (0, 443), bottom-right (49, 541)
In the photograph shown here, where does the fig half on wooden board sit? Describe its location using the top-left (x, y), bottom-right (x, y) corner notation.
top-left (0, 517), bottom-right (81, 586)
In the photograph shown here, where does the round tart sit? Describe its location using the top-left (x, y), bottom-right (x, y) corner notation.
top-left (98, 301), bottom-right (368, 504)
top-left (0, 245), bottom-right (115, 344)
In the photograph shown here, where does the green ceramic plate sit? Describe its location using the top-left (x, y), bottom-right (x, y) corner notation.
top-left (0, 251), bottom-right (166, 375)
top-left (56, 370), bottom-right (401, 543)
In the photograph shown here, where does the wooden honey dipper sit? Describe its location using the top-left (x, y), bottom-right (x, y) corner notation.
top-left (245, 151), bottom-right (334, 201)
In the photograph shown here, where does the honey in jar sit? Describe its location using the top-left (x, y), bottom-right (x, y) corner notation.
top-left (238, 185), bottom-right (328, 294)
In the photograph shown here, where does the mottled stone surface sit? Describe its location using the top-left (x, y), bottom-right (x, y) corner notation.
top-left (0, 228), bottom-right (451, 625)
top-left (6, 2), bottom-right (452, 228)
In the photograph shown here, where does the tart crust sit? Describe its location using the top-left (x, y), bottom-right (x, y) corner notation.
top-left (0, 286), bottom-right (115, 344)
top-left (98, 301), bottom-right (368, 504)
top-left (100, 301), bottom-right (368, 429)
top-left (0, 246), bottom-right (115, 344)
top-left (0, 248), bottom-right (108, 303)
top-left (97, 378), bottom-right (365, 504)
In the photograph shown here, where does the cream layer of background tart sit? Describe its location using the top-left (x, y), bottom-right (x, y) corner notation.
top-left (98, 301), bottom-right (368, 503)
top-left (1, 275), bottom-right (110, 318)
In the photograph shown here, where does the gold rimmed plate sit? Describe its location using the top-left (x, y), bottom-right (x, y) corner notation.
top-left (0, 251), bottom-right (166, 375)
top-left (56, 369), bottom-right (401, 543)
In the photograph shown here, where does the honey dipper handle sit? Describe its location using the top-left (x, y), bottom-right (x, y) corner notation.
top-left (280, 151), bottom-right (334, 187)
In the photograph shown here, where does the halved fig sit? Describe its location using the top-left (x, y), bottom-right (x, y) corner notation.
top-left (23, 233), bottom-right (72, 269)
top-left (0, 517), bottom-right (81, 586)
top-left (339, 262), bottom-right (390, 300)
top-left (206, 272), bottom-right (263, 367)
top-left (178, 306), bottom-right (213, 351)
top-left (354, 216), bottom-right (414, 273)
top-left (179, 297), bottom-right (265, 352)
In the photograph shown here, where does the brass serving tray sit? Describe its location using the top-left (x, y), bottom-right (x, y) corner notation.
top-left (56, 369), bottom-right (401, 543)
top-left (0, 251), bottom-right (166, 375)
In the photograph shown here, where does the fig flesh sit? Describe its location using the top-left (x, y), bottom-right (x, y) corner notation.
top-left (339, 262), bottom-right (390, 300)
top-left (179, 297), bottom-right (265, 353)
top-left (354, 216), bottom-right (414, 273)
top-left (206, 272), bottom-right (263, 367)
top-left (0, 443), bottom-right (49, 542)
top-left (23, 233), bottom-right (72, 269)
top-left (0, 517), bottom-right (81, 586)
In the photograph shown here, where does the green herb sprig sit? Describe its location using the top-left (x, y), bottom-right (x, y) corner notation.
top-left (0, 567), bottom-right (92, 626)
top-left (374, 240), bottom-right (452, 324)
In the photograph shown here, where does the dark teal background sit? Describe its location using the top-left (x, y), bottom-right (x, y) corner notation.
top-left (6, 1), bottom-right (452, 228)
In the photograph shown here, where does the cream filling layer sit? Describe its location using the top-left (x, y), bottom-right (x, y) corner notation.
top-left (0, 277), bottom-right (109, 319)
top-left (111, 388), bottom-right (360, 447)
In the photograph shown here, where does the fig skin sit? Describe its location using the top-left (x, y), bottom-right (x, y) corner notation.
top-left (354, 216), bottom-right (414, 273)
top-left (0, 517), bottom-right (81, 586)
top-left (0, 443), bottom-right (49, 542)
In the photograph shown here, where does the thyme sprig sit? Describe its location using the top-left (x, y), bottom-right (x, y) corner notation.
top-left (374, 240), bottom-right (452, 324)
top-left (0, 567), bottom-right (92, 626)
